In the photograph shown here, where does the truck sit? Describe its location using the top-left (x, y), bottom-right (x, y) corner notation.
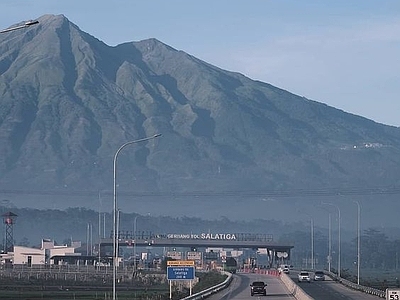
top-left (224, 257), bottom-right (238, 274)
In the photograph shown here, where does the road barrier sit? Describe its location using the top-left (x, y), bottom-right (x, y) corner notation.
top-left (280, 273), bottom-right (313, 300)
top-left (180, 271), bottom-right (233, 300)
top-left (238, 268), bottom-right (280, 276)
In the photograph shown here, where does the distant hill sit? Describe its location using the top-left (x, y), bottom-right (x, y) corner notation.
top-left (1, 15), bottom-right (400, 226)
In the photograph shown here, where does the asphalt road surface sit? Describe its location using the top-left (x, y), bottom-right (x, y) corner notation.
top-left (207, 273), bottom-right (295, 300)
top-left (288, 272), bottom-right (382, 300)
top-left (205, 272), bottom-right (383, 300)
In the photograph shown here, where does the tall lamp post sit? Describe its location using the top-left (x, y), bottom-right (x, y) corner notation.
top-left (133, 215), bottom-right (139, 271)
top-left (354, 200), bottom-right (361, 285)
top-left (1, 20), bottom-right (39, 33)
top-left (328, 212), bottom-right (332, 273)
top-left (298, 210), bottom-right (314, 270)
top-left (305, 215), bottom-right (314, 270)
top-left (318, 206), bottom-right (332, 272)
top-left (322, 202), bottom-right (341, 279)
top-left (112, 134), bottom-right (161, 300)
top-left (310, 217), bottom-right (314, 270)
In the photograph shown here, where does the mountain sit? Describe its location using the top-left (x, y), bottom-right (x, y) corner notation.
top-left (1, 15), bottom-right (400, 226)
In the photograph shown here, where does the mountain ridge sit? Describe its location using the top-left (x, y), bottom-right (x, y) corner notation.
top-left (1, 14), bottom-right (400, 225)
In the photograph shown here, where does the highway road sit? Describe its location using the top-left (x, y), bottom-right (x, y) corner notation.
top-left (207, 273), bottom-right (295, 300)
top-left (205, 271), bottom-right (383, 300)
top-left (287, 272), bottom-right (383, 300)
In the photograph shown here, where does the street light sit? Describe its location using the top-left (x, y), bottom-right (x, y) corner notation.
top-left (328, 212), bottom-right (332, 273)
top-left (112, 134), bottom-right (161, 300)
top-left (1, 20), bottom-right (39, 34)
top-left (310, 217), bottom-right (314, 270)
top-left (322, 202), bottom-right (341, 279)
top-left (97, 190), bottom-right (105, 265)
top-left (354, 200), bottom-right (361, 285)
top-left (298, 210), bottom-right (314, 270)
top-left (133, 215), bottom-right (139, 271)
top-left (318, 206), bottom-right (332, 273)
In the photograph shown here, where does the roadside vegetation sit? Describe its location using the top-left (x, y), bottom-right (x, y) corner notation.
top-left (0, 269), bottom-right (227, 299)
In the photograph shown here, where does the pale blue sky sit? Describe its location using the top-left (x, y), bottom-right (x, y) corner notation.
top-left (2, 1), bottom-right (399, 126)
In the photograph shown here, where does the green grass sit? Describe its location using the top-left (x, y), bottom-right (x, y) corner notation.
top-left (0, 290), bottom-right (169, 299)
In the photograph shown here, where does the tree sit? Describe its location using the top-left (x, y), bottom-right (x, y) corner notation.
top-left (361, 228), bottom-right (389, 269)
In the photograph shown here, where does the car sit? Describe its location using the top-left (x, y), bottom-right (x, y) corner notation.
top-left (278, 264), bottom-right (290, 274)
top-left (298, 271), bottom-right (311, 283)
top-left (250, 281), bottom-right (267, 296)
top-left (313, 270), bottom-right (325, 281)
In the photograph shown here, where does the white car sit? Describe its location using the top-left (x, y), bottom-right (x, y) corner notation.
top-left (278, 264), bottom-right (290, 274)
top-left (298, 271), bottom-right (311, 283)
top-left (313, 270), bottom-right (325, 281)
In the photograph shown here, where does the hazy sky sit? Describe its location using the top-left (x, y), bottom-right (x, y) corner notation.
top-left (2, 1), bottom-right (399, 126)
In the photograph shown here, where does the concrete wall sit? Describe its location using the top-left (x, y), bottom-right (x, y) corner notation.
top-left (280, 273), bottom-right (314, 300)
top-left (13, 246), bottom-right (45, 265)
top-left (49, 246), bottom-right (76, 257)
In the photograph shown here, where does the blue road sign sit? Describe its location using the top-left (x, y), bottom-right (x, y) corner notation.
top-left (167, 266), bottom-right (195, 280)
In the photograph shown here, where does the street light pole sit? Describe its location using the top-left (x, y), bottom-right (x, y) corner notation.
top-left (298, 210), bottom-right (314, 270)
top-left (338, 205), bottom-right (342, 279)
top-left (328, 213), bottom-right (332, 273)
top-left (322, 202), bottom-right (341, 279)
top-left (116, 209), bottom-right (121, 270)
top-left (98, 191), bottom-right (102, 265)
top-left (354, 200), bottom-right (361, 285)
top-left (112, 134), bottom-right (161, 300)
top-left (133, 215), bottom-right (139, 271)
top-left (311, 217), bottom-right (314, 270)
top-left (1, 20), bottom-right (39, 33)
top-left (318, 207), bottom-right (332, 272)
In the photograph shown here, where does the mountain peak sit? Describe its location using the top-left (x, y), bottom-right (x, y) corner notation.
top-left (32, 14), bottom-right (72, 31)
top-left (1, 14), bottom-right (400, 222)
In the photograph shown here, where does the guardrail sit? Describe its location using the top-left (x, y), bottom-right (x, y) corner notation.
top-left (281, 269), bottom-right (385, 300)
top-left (325, 271), bottom-right (385, 298)
top-left (180, 271), bottom-right (233, 300)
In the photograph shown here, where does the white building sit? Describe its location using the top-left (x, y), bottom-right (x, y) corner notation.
top-left (9, 239), bottom-right (82, 266)
top-left (13, 246), bottom-right (44, 266)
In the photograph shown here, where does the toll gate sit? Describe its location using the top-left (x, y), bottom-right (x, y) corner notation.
top-left (99, 231), bottom-right (293, 267)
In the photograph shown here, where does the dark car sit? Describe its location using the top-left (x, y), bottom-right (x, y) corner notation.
top-left (250, 281), bottom-right (267, 296)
